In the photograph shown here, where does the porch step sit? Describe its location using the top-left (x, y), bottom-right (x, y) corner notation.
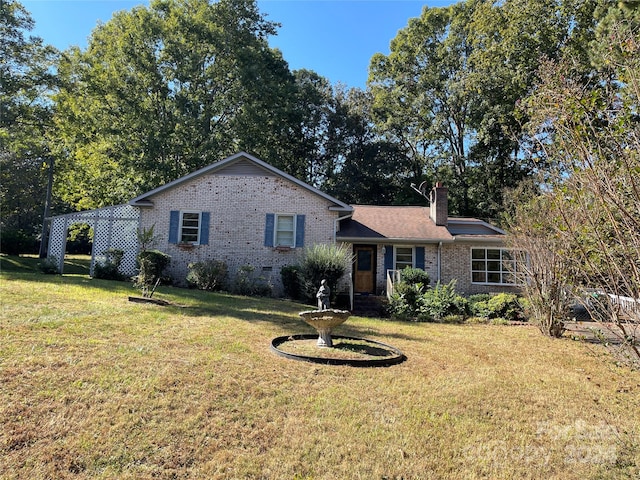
top-left (353, 295), bottom-right (388, 318)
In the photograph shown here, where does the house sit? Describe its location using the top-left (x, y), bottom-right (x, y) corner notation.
top-left (336, 184), bottom-right (519, 299)
top-left (46, 153), bottom-right (520, 303)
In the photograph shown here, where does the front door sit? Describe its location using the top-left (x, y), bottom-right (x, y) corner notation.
top-left (354, 246), bottom-right (376, 294)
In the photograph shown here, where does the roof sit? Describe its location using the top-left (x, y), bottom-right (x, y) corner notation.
top-left (336, 205), bottom-right (505, 243)
top-left (128, 152), bottom-right (353, 213)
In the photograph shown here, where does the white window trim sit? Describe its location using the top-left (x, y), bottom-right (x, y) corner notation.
top-left (394, 246), bottom-right (415, 270)
top-left (274, 213), bottom-right (296, 248)
top-left (180, 211), bottom-right (201, 245)
top-left (470, 247), bottom-right (523, 286)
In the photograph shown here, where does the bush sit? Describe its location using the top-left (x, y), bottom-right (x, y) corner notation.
top-left (298, 244), bottom-right (354, 304)
top-left (37, 256), bottom-right (59, 274)
top-left (469, 293), bottom-right (525, 321)
top-left (417, 280), bottom-right (468, 322)
top-left (0, 229), bottom-right (37, 255)
top-left (281, 265), bottom-right (302, 300)
top-left (231, 265), bottom-right (272, 297)
top-left (388, 282), bottom-right (426, 321)
top-left (93, 249), bottom-right (125, 281)
top-left (134, 250), bottom-right (171, 297)
top-left (186, 259), bottom-right (228, 291)
top-left (400, 268), bottom-right (430, 287)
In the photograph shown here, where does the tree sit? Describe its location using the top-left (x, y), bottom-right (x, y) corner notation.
top-left (0, 0), bottom-right (58, 252)
top-left (368, 0), bottom-right (601, 218)
top-left (53, 0), bottom-right (297, 210)
top-left (516, 5), bottom-right (640, 360)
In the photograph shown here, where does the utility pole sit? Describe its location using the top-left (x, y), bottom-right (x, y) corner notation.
top-left (38, 156), bottom-right (54, 258)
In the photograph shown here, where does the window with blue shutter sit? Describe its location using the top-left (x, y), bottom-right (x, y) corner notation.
top-left (265, 213), bottom-right (305, 248)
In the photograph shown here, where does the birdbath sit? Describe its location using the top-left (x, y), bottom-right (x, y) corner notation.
top-left (299, 309), bottom-right (351, 347)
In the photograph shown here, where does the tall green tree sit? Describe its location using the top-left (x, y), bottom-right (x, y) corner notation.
top-left (0, 0), bottom-right (58, 251)
top-left (368, 0), bottom-right (601, 218)
top-left (53, 0), bottom-right (296, 209)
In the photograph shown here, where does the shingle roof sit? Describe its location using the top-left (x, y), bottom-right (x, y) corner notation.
top-left (337, 205), bottom-right (454, 242)
top-left (336, 205), bottom-right (505, 243)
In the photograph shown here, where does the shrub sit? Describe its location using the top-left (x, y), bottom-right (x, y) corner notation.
top-left (400, 268), bottom-right (430, 287)
top-left (281, 265), bottom-right (302, 300)
top-left (417, 280), bottom-right (468, 322)
top-left (93, 249), bottom-right (125, 281)
top-left (231, 265), bottom-right (273, 297)
top-left (186, 259), bottom-right (228, 291)
top-left (134, 250), bottom-right (171, 297)
top-left (486, 293), bottom-right (524, 321)
top-left (0, 229), bottom-right (37, 255)
top-left (388, 282), bottom-right (426, 321)
top-left (298, 244), bottom-right (354, 304)
top-left (38, 256), bottom-right (59, 274)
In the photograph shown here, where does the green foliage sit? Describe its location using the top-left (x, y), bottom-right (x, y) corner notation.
top-left (186, 259), bottom-right (228, 292)
top-left (387, 282), bottom-right (426, 321)
top-left (389, 280), bottom-right (467, 322)
top-left (1, 1), bottom-right (58, 237)
top-left (280, 264), bottom-right (302, 300)
top-left (417, 281), bottom-right (468, 322)
top-left (93, 248), bottom-right (125, 281)
top-left (298, 243), bottom-right (354, 304)
top-left (66, 223), bottom-right (92, 254)
top-left (134, 249), bottom-right (171, 298)
top-left (53, 0), bottom-right (298, 209)
top-left (37, 256), bottom-right (59, 274)
top-left (0, 229), bottom-right (37, 255)
top-left (400, 267), bottom-right (431, 287)
top-left (469, 293), bottom-right (525, 321)
top-left (231, 265), bottom-right (272, 297)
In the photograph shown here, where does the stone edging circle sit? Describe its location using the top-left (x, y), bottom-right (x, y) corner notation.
top-left (270, 334), bottom-right (406, 367)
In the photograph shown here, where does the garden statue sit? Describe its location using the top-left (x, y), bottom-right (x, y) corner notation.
top-left (316, 279), bottom-right (330, 310)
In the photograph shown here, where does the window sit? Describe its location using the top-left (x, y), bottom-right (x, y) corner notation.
top-left (264, 213), bottom-right (305, 248)
top-left (395, 247), bottom-right (414, 270)
top-left (180, 212), bottom-right (201, 243)
top-left (169, 211), bottom-right (209, 245)
top-left (471, 248), bottom-right (523, 285)
top-left (275, 214), bottom-right (295, 247)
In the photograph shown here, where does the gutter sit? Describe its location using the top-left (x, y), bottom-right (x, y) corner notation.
top-left (437, 241), bottom-right (442, 283)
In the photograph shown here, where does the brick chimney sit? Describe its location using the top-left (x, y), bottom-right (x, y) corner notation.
top-left (429, 182), bottom-right (448, 226)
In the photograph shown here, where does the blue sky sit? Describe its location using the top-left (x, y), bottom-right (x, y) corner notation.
top-left (22, 0), bottom-right (454, 89)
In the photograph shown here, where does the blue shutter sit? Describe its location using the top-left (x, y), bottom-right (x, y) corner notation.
top-left (384, 245), bottom-right (394, 274)
top-left (200, 212), bottom-right (210, 245)
top-left (169, 211), bottom-right (180, 244)
top-left (264, 213), bottom-right (275, 247)
top-left (295, 215), bottom-right (305, 248)
top-left (415, 246), bottom-right (425, 269)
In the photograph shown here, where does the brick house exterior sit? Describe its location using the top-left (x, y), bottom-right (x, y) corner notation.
top-left (128, 152), bottom-right (352, 292)
top-left (336, 184), bottom-right (519, 297)
top-left (47, 152), bottom-right (518, 298)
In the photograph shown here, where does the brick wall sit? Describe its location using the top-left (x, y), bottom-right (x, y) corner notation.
top-left (139, 173), bottom-right (340, 294)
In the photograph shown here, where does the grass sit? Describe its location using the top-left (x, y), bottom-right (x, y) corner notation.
top-left (1, 263), bottom-right (640, 479)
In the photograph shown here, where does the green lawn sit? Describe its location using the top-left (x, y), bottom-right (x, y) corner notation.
top-left (1, 267), bottom-right (639, 479)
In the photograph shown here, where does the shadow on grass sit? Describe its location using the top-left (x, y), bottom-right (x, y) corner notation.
top-left (1, 268), bottom-right (422, 340)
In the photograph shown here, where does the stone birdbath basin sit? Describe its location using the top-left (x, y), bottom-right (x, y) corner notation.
top-left (298, 309), bottom-right (351, 347)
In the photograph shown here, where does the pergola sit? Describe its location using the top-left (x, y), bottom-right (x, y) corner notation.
top-left (46, 204), bottom-right (140, 276)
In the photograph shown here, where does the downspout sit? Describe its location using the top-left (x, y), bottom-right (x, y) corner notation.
top-left (334, 213), bottom-right (354, 310)
top-left (437, 241), bottom-right (442, 283)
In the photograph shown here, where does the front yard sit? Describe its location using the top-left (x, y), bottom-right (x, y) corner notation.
top-left (1, 261), bottom-right (639, 479)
